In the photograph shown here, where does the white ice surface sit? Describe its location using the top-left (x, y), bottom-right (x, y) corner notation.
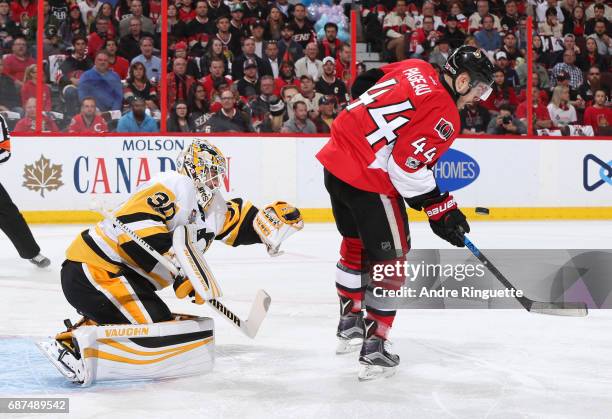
top-left (1, 221), bottom-right (612, 419)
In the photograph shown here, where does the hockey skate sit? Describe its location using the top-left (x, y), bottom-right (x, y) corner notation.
top-left (358, 319), bottom-right (399, 381)
top-left (336, 296), bottom-right (364, 355)
top-left (29, 253), bottom-right (51, 268)
top-left (37, 334), bottom-right (88, 384)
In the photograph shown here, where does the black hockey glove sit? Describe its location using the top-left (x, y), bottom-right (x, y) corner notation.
top-left (421, 192), bottom-right (470, 247)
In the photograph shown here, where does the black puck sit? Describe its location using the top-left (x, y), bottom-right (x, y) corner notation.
top-left (475, 207), bottom-right (490, 215)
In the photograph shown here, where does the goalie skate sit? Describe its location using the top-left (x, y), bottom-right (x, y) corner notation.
top-left (37, 339), bottom-right (87, 384)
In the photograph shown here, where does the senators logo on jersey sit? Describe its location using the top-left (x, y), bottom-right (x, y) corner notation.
top-left (435, 118), bottom-right (454, 141)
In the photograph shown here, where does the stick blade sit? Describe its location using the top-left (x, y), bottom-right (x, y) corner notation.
top-left (529, 301), bottom-right (588, 317)
top-left (244, 290), bottom-right (272, 338)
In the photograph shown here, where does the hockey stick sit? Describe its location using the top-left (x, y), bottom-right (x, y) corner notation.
top-left (93, 205), bottom-right (271, 338)
top-left (463, 234), bottom-right (588, 317)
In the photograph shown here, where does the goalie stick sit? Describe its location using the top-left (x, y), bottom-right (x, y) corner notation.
top-left (93, 204), bottom-right (271, 338)
top-left (462, 234), bottom-right (588, 317)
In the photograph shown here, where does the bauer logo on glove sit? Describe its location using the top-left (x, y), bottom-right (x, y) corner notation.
top-left (253, 201), bottom-right (304, 257)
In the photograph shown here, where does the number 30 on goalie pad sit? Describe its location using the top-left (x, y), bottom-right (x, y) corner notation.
top-left (38, 317), bottom-right (215, 386)
top-left (173, 224), bottom-right (222, 300)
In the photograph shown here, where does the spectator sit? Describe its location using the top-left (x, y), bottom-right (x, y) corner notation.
top-left (428, 38), bottom-right (451, 69)
top-left (38, 25), bottom-right (64, 59)
top-left (167, 100), bottom-right (194, 132)
top-left (564, 4), bottom-right (586, 38)
top-left (274, 59), bottom-right (300, 96)
top-left (177, 0), bottom-right (195, 21)
top-left (10, 0), bottom-right (35, 23)
top-left (167, 57), bottom-right (196, 108)
top-left (500, 32), bottom-right (523, 61)
top-left (169, 41), bottom-right (201, 79)
top-left (315, 56), bottom-right (348, 107)
top-left (124, 61), bottom-right (158, 111)
top-left (200, 38), bottom-right (230, 77)
top-left (243, 0), bottom-right (265, 25)
top-left (258, 96), bottom-right (286, 133)
top-left (482, 67), bottom-right (518, 115)
top-left (117, 97), bottom-right (158, 132)
top-left (460, 101), bottom-right (491, 134)
top-left (312, 96), bottom-right (335, 133)
top-left (277, 22), bottom-right (303, 63)
top-left (77, 0), bottom-right (101, 27)
top-left (232, 37), bottom-right (267, 80)
top-left (281, 100), bottom-right (316, 133)
top-left (290, 74), bottom-right (322, 120)
top-left (248, 75), bottom-right (276, 129)
top-left (0, 56), bottom-right (20, 112)
top-left (295, 42), bottom-right (322, 81)
top-left (186, 0), bottom-right (214, 55)
top-left (236, 58), bottom-right (260, 98)
top-left (59, 4), bottom-right (87, 49)
top-left (335, 44), bottom-right (352, 86)
top-left (78, 50), bottom-right (123, 112)
top-left (187, 83), bottom-right (211, 132)
top-left (582, 37), bottom-right (607, 71)
top-left (486, 103), bottom-right (527, 134)
top-left (469, 0), bottom-right (502, 33)
top-left (87, 16), bottom-right (111, 60)
top-left (14, 98), bottom-right (59, 132)
top-left (60, 35), bottom-right (93, 117)
top-left (474, 14), bottom-right (501, 52)
top-left (91, 3), bottom-right (118, 38)
top-left (447, 1), bottom-right (469, 33)
top-left (551, 34), bottom-right (581, 66)
top-left (274, 0), bottom-right (292, 19)
top-left (494, 51), bottom-right (519, 89)
top-left (516, 49), bottom-right (550, 89)
top-left (207, 0), bottom-right (230, 23)
top-left (408, 15), bottom-right (441, 59)
top-left (250, 20), bottom-right (266, 58)
top-left (214, 15), bottom-right (241, 60)
top-left (262, 40), bottom-right (281, 79)
top-left (588, 20), bottom-right (612, 56)
top-left (501, 0), bottom-right (521, 33)
top-left (0, 0), bottom-right (20, 50)
top-left (547, 85), bottom-right (577, 127)
top-left (131, 36), bottom-right (161, 81)
top-left (206, 89), bottom-right (253, 132)
top-left (550, 49), bottom-right (583, 90)
top-left (119, 17), bottom-right (154, 62)
top-left (535, 0), bottom-right (564, 24)
top-left (67, 96), bottom-right (108, 133)
top-left (383, 0), bottom-right (414, 62)
top-left (538, 6), bottom-right (563, 39)
top-left (442, 14), bottom-right (466, 49)
top-left (119, 0), bottom-right (154, 37)
top-left (280, 84), bottom-right (299, 106)
top-left (290, 3), bottom-right (315, 49)
top-left (2, 36), bottom-right (35, 88)
top-left (583, 89), bottom-right (611, 135)
top-left (163, 3), bottom-right (187, 40)
top-left (200, 57), bottom-right (232, 100)
top-left (555, 70), bottom-right (585, 111)
top-left (414, 1), bottom-right (444, 29)
top-left (585, 0), bottom-right (611, 21)
top-left (21, 64), bottom-right (51, 111)
top-left (318, 22), bottom-right (342, 61)
top-left (229, 3), bottom-right (249, 41)
top-left (26, 0), bottom-right (60, 44)
top-left (579, 66), bottom-right (609, 105)
top-left (516, 86), bottom-right (552, 130)
top-left (105, 38), bottom-right (130, 80)
top-left (265, 5), bottom-right (284, 41)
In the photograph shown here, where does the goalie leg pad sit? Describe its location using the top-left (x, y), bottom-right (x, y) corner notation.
top-left (39, 316), bottom-right (215, 386)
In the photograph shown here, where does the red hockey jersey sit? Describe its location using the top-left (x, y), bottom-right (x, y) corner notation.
top-left (316, 59), bottom-right (460, 198)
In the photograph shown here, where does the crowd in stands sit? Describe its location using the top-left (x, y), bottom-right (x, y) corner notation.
top-left (361, 0), bottom-right (610, 135)
top-left (0, 0), bottom-right (353, 133)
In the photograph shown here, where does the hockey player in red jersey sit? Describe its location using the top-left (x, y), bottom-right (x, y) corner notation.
top-left (316, 46), bottom-right (495, 380)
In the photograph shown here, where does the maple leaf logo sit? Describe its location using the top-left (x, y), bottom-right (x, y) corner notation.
top-left (22, 155), bottom-right (64, 197)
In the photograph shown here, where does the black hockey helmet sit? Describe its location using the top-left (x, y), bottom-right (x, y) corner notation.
top-left (443, 46), bottom-right (495, 100)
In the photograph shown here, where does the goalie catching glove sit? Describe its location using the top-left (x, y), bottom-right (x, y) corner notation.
top-left (253, 201), bottom-right (304, 256)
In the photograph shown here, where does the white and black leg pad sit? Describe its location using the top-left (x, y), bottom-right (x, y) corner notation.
top-left (173, 224), bottom-right (223, 300)
top-left (39, 317), bottom-right (215, 386)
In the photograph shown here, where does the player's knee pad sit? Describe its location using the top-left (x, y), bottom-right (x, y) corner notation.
top-left (38, 314), bottom-right (214, 386)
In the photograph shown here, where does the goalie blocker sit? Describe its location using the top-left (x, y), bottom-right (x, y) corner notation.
top-left (38, 315), bottom-right (215, 386)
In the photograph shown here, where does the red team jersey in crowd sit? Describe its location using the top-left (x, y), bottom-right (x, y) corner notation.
top-left (317, 59), bottom-right (460, 199)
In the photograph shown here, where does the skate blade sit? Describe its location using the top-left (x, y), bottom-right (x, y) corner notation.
top-left (36, 340), bottom-right (81, 383)
top-left (357, 364), bottom-right (397, 382)
top-left (336, 337), bottom-right (363, 355)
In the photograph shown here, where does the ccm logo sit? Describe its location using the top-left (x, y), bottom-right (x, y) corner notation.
top-left (426, 198), bottom-right (456, 217)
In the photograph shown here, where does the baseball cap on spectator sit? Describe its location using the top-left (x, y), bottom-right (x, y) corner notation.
top-left (319, 96), bottom-right (335, 106)
top-left (174, 41), bottom-right (188, 51)
top-left (244, 58), bottom-right (257, 70)
top-left (230, 3), bottom-right (244, 13)
top-left (322, 56), bottom-right (335, 65)
top-left (563, 33), bottom-right (575, 42)
top-left (269, 96), bottom-right (286, 116)
top-left (253, 19), bottom-right (265, 29)
top-left (300, 74), bottom-right (314, 82)
top-left (494, 51), bottom-right (508, 60)
top-left (557, 70), bottom-right (569, 81)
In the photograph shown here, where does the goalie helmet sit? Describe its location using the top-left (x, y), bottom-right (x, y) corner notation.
top-left (177, 139), bottom-right (227, 209)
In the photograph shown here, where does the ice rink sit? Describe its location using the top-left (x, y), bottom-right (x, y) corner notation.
top-left (1, 221), bottom-right (612, 419)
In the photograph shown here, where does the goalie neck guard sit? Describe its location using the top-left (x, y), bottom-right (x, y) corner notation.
top-left (177, 139), bottom-right (227, 209)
